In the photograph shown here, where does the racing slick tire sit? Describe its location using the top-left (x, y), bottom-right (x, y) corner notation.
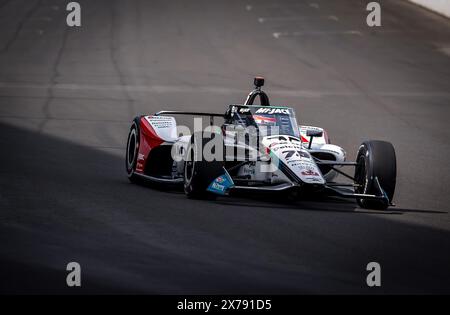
top-left (354, 140), bottom-right (396, 210)
top-left (126, 116), bottom-right (142, 183)
top-left (184, 131), bottom-right (225, 199)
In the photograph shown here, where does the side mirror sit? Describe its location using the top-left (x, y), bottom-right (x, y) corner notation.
top-left (306, 129), bottom-right (323, 137)
top-left (306, 129), bottom-right (323, 149)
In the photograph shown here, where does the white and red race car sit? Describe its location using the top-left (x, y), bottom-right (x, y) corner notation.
top-left (126, 77), bottom-right (396, 209)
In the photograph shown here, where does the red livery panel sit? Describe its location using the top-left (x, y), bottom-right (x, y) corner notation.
top-left (135, 116), bottom-right (164, 174)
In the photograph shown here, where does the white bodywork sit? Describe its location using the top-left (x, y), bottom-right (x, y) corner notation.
top-left (145, 115), bottom-right (346, 186)
top-left (299, 125), bottom-right (346, 182)
top-left (144, 115), bottom-right (178, 142)
top-left (262, 135), bottom-right (325, 184)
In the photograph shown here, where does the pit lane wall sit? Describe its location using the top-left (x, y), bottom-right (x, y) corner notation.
top-left (408, 0), bottom-right (450, 18)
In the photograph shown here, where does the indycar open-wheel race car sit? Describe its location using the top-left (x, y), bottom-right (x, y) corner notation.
top-left (126, 77), bottom-right (396, 210)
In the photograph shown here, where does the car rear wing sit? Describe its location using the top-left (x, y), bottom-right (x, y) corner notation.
top-left (154, 111), bottom-right (225, 125)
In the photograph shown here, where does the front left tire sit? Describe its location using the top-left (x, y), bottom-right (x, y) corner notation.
top-left (184, 132), bottom-right (225, 199)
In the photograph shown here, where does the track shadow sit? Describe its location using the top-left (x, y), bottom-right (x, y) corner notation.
top-left (1, 122), bottom-right (450, 294)
top-left (215, 193), bottom-right (447, 215)
top-left (127, 178), bottom-right (446, 216)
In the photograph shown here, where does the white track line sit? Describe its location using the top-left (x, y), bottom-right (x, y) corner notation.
top-left (258, 15), bottom-right (339, 23)
top-left (273, 30), bottom-right (362, 38)
top-left (0, 82), bottom-right (448, 98)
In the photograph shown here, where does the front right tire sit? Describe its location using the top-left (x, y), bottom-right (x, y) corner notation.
top-left (354, 140), bottom-right (397, 210)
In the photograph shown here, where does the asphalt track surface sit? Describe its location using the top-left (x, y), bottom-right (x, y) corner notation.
top-left (1, 0), bottom-right (450, 294)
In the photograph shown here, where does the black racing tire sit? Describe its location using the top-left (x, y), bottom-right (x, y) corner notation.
top-left (354, 140), bottom-right (396, 210)
top-left (125, 117), bottom-right (142, 183)
top-left (184, 132), bottom-right (225, 199)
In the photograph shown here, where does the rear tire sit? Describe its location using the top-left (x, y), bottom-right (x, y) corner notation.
top-left (354, 140), bottom-right (396, 210)
top-left (126, 117), bottom-right (142, 183)
top-left (184, 132), bottom-right (225, 199)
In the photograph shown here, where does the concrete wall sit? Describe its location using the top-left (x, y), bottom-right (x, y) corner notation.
top-left (409, 0), bottom-right (450, 18)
